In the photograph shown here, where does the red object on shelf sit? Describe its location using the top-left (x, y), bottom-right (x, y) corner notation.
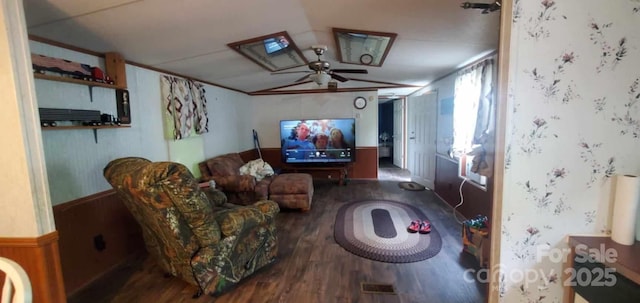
top-left (91, 67), bottom-right (105, 83)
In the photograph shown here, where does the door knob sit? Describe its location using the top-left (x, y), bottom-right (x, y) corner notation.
top-left (409, 136), bottom-right (416, 139)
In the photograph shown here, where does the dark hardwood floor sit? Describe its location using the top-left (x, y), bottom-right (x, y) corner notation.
top-left (377, 158), bottom-right (411, 182)
top-left (69, 178), bottom-right (486, 303)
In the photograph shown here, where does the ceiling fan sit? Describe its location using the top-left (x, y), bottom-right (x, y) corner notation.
top-left (271, 45), bottom-right (368, 86)
top-left (460, 1), bottom-right (501, 14)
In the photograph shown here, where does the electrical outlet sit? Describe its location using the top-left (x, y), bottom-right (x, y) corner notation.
top-left (94, 234), bottom-right (106, 252)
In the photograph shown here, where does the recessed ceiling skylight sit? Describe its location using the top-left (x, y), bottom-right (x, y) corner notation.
top-left (228, 31), bottom-right (307, 72)
top-left (333, 28), bottom-right (397, 67)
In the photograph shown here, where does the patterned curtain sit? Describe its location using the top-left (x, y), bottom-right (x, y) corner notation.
top-left (191, 81), bottom-right (208, 134)
top-left (160, 75), bottom-right (208, 140)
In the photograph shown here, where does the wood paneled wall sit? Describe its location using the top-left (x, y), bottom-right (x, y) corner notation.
top-left (52, 190), bottom-right (144, 296)
top-left (241, 147), bottom-right (378, 179)
top-left (434, 154), bottom-right (493, 222)
top-left (434, 154), bottom-right (493, 266)
top-left (0, 232), bottom-right (66, 303)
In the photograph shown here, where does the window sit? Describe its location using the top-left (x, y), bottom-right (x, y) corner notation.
top-left (452, 58), bottom-right (494, 156)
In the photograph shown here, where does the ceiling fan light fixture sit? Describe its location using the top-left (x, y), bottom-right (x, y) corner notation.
top-left (311, 72), bottom-right (331, 85)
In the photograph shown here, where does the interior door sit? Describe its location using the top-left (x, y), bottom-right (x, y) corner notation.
top-left (393, 99), bottom-right (404, 167)
top-left (406, 92), bottom-right (437, 189)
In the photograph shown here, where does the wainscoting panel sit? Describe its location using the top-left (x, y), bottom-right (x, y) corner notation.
top-left (52, 190), bottom-right (144, 296)
top-left (0, 232), bottom-right (66, 303)
top-left (434, 154), bottom-right (493, 266)
top-left (434, 154), bottom-right (492, 221)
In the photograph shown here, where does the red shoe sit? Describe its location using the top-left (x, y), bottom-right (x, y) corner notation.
top-left (419, 221), bottom-right (432, 234)
top-left (407, 220), bottom-right (421, 233)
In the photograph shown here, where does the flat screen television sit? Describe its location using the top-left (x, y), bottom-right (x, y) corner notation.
top-left (280, 118), bottom-right (355, 164)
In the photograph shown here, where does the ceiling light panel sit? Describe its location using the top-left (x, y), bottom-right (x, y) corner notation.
top-left (333, 28), bottom-right (397, 67)
top-left (228, 31), bottom-right (308, 72)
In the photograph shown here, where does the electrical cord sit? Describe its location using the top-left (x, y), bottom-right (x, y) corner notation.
top-left (452, 178), bottom-right (467, 224)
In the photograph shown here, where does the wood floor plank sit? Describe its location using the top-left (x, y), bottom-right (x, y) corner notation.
top-left (68, 167), bottom-right (486, 303)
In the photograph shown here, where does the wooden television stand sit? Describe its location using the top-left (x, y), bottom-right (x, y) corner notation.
top-left (281, 163), bottom-right (350, 186)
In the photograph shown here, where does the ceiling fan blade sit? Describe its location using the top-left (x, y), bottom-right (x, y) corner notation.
top-left (330, 69), bottom-right (368, 74)
top-left (330, 73), bottom-right (349, 82)
top-left (295, 73), bottom-right (312, 82)
top-left (271, 71), bottom-right (310, 75)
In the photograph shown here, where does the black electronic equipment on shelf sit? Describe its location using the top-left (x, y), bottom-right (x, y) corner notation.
top-left (39, 108), bottom-right (100, 122)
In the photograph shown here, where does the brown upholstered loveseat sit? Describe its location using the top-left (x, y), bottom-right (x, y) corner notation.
top-left (198, 153), bottom-right (274, 205)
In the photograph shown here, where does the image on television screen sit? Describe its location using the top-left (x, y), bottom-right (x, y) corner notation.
top-left (280, 118), bottom-right (356, 164)
top-left (264, 36), bottom-right (289, 55)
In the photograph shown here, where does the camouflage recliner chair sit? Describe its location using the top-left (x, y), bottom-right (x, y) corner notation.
top-left (103, 157), bottom-right (279, 297)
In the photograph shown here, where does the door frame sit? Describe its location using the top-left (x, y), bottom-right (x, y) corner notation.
top-left (488, 0), bottom-right (512, 302)
top-left (394, 97), bottom-right (406, 169)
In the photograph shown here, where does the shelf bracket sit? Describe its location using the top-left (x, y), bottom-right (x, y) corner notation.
top-left (92, 129), bottom-right (98, 143)
top-left (88, 85), bottom-right (94, 102)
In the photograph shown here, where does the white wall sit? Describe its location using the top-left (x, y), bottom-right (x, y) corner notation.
top-left (0, 0), bottom-right (49, 236)
top-left (249, 91), bottom-right (379, 148)
top-left (30, 41), bottom-right (252, 205)
top-left (202, 86), bottom-right (254, 157)
top-left (500, 1), bottom-right (640, 301)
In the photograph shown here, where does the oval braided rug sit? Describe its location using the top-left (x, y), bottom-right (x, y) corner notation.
top-left (398, 181), bottom-right (426, 191)
top-left (334, 199), bottom-right (442, 263)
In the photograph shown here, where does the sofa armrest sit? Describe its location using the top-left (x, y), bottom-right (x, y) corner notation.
top-left (214, 175), bottom-right (256, 192)
top-left (254, 176), bottom-right (273, 200)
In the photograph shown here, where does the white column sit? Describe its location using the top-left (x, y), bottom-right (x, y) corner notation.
top-left (0, 0), bottom-right (55, 236)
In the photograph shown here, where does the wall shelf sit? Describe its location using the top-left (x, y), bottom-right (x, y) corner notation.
top-left (34, 73), bottom-right (125, 102)
top-left (33, 73), bottom-right (125, 90)
top-left (41, 125), bottom-right (131, 143)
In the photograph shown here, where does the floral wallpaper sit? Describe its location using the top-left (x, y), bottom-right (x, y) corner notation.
top-left (501, 0), bottom-right (640, 302)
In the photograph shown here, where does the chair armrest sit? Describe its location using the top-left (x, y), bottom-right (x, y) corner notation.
top-left (251, 200), bottom-right (280, 219)
top-left (214, 175), bottom-right (256, 192)
top-left (213, 201), bottom-right (279, 237)
top-left (202, 187), bottom-right (227, 207)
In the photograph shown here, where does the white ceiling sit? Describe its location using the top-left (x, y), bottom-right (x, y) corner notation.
top-left (23, 0), bottom-right (500, 96)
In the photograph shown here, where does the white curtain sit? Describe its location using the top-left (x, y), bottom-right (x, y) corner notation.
top-left (452, 58), bottom-right (494, 156)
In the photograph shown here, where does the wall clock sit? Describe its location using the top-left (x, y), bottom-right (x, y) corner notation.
top-left (354, 96), bottom-right (367, 109)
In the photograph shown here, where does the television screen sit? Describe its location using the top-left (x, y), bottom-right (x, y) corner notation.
top-left (280, 118), bottom-right (356, 164)
top-left (264, 36), bottom-right (289, 55)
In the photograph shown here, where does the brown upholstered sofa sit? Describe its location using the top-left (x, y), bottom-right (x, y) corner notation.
top-left (104, 157), bottom-right (279, 297)
top-left (198, 153), bottom-right (274, 205)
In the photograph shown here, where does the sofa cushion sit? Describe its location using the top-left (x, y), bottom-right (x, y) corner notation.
top-left (214, 175), bottom-right (256, 192)
top-left (204, 153), bottom-right (245, 177)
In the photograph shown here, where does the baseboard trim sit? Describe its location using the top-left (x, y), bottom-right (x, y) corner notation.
top-left (0, 231), bottom-right (67, 303)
